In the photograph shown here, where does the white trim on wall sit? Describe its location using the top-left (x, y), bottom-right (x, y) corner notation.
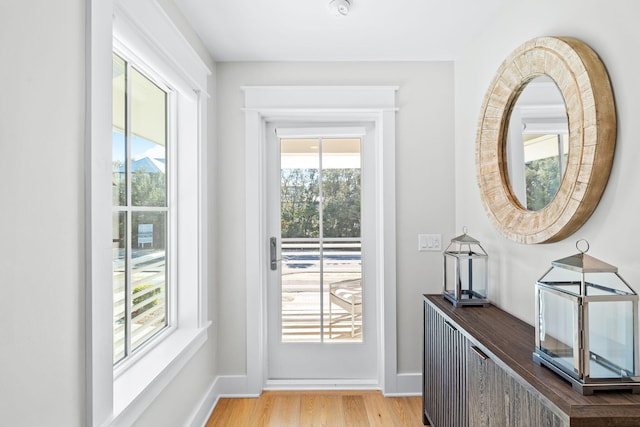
top-left (86, 0), bottom-right (115, 425)
top-left (242, 86), bottom-right (399, 395)
top-left (86, 1), bottom-right (211, 425)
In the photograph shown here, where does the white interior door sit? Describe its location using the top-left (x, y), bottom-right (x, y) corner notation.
top-left (266, 123), bottom-right (378, 383)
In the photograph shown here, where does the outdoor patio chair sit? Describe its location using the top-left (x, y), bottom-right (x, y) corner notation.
top-left (329, 278), bottom-right (362, 338)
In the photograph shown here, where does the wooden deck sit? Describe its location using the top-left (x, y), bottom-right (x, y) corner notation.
top-left (282, 289), bottom-right (362, 342)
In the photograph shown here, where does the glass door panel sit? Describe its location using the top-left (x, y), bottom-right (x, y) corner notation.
top-left (281, 240), bottom-right (321, 342)
top-left (279, 137), bottom-right (362, 343)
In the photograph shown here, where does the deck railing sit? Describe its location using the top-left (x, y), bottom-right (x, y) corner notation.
top-left (281, 238), bottom-right (362, 342)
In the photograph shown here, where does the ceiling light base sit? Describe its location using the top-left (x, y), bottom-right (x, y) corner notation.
top-left (329, 0), bottom-right (351, 16)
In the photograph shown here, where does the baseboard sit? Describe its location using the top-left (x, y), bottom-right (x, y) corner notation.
top-left (187, 375), bottom-right (260, 427)
top-left (385, 372), bottom-right (421, 396)
top-left (186, 379), bottom-right (218, 427)
top-left (264, 378), bottom-right (381, 390)
top-left (188, 372), bottom-right (421, 426)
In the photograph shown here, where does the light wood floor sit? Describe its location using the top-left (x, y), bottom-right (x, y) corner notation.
top-left (205, 390), bottom-right (423, 427)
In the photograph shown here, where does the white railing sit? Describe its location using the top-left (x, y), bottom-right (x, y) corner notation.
top-left (280, 238), bottom-right (362, 342)
top-left (113, 250), bottom-right (167, 363)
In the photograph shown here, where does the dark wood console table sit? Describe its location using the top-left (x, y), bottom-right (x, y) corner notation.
top-left (423, 294), bottom-right (640, 426)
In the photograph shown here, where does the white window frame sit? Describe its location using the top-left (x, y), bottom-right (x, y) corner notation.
top-left (111, 48), bottom-right (175, 369)
top-left (86, 1), bottom-right (211, 426)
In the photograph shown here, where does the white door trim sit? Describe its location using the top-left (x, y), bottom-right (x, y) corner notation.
top-left (243, 86), bottom-right (398, 394)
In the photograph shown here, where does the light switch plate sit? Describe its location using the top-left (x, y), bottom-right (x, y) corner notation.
top-left (418, 233), bottom-right (442, 252)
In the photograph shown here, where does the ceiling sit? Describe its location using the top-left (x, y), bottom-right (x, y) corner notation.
top-left (174, 0), bottom-right (508, 62)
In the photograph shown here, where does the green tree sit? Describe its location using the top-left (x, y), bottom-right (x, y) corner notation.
top-left (322, 169), bottom-right (361, 238)
top-left (112, 163), bottom-right (166, 207)
top-left (281, 168), bottom-right (319, 238)
top-left (280, 167), bottom-right (361, 238)
top-left (525, 157), bottom-right (560, 210)
top-left (131, 167), bottom-right (166, 207)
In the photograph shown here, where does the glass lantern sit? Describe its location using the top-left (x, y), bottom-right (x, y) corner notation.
top-left (533, 240), bottom-right (640, 395)
top-left (442, 227), bottom-right (489, 307)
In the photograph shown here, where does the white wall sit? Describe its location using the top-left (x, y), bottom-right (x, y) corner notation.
top-left (0, 1), bottom-right (85, 425)
top-left (0, 1), bottom-right (219, 425)
top-left (215, 62), bottom-right (455, 377)
top-left (455, 0), bottom-right (640, 323)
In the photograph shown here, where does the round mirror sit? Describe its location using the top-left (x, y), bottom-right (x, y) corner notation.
top-left (476, 37), bottom-right (616, 244)
top-left (506, 75), bottom-right (569, 211)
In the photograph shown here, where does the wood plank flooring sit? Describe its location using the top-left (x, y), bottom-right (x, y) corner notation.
top-left (205, 390), bottom-right (423, 427)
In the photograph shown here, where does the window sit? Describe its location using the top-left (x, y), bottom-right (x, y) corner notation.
top-left (87, 1), bottom-right (211, 425)
top-left (112, 52), bottom-right (171, 365)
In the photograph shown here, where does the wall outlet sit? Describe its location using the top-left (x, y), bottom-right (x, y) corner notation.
top-left (418, 233), bottom-right (442, 252)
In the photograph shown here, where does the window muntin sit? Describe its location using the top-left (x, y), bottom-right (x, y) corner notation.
top-left (112, 52), bottom-right (170, 365)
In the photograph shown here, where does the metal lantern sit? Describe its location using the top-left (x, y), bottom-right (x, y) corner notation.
top-left (533, 240), bottom-right (640, 395)
top-left (443, 227), bottom-right (489, 307)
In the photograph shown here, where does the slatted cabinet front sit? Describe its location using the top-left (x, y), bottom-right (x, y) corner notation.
top-left (423, 300), bottom-right (468, 426)
top-left (423, 297), bottom-right (567, 427)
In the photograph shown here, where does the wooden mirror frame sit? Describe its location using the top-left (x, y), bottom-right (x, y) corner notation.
top-left (476, 36), bottom-right (616, 244)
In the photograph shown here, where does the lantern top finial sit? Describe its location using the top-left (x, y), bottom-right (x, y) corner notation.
top-left (551, 239), bottom-right (617, 273)
top-left (576, 238), bottom-right (589, 254)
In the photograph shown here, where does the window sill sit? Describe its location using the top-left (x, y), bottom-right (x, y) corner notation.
top-left (112, 323), bottom-right (211, 427)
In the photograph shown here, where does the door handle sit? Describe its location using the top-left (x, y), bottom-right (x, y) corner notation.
top-left (270, 237), bottom-right (280, 271)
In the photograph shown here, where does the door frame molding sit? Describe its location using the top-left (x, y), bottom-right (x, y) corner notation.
top-left (243, 86), bottom-right (398, 394)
